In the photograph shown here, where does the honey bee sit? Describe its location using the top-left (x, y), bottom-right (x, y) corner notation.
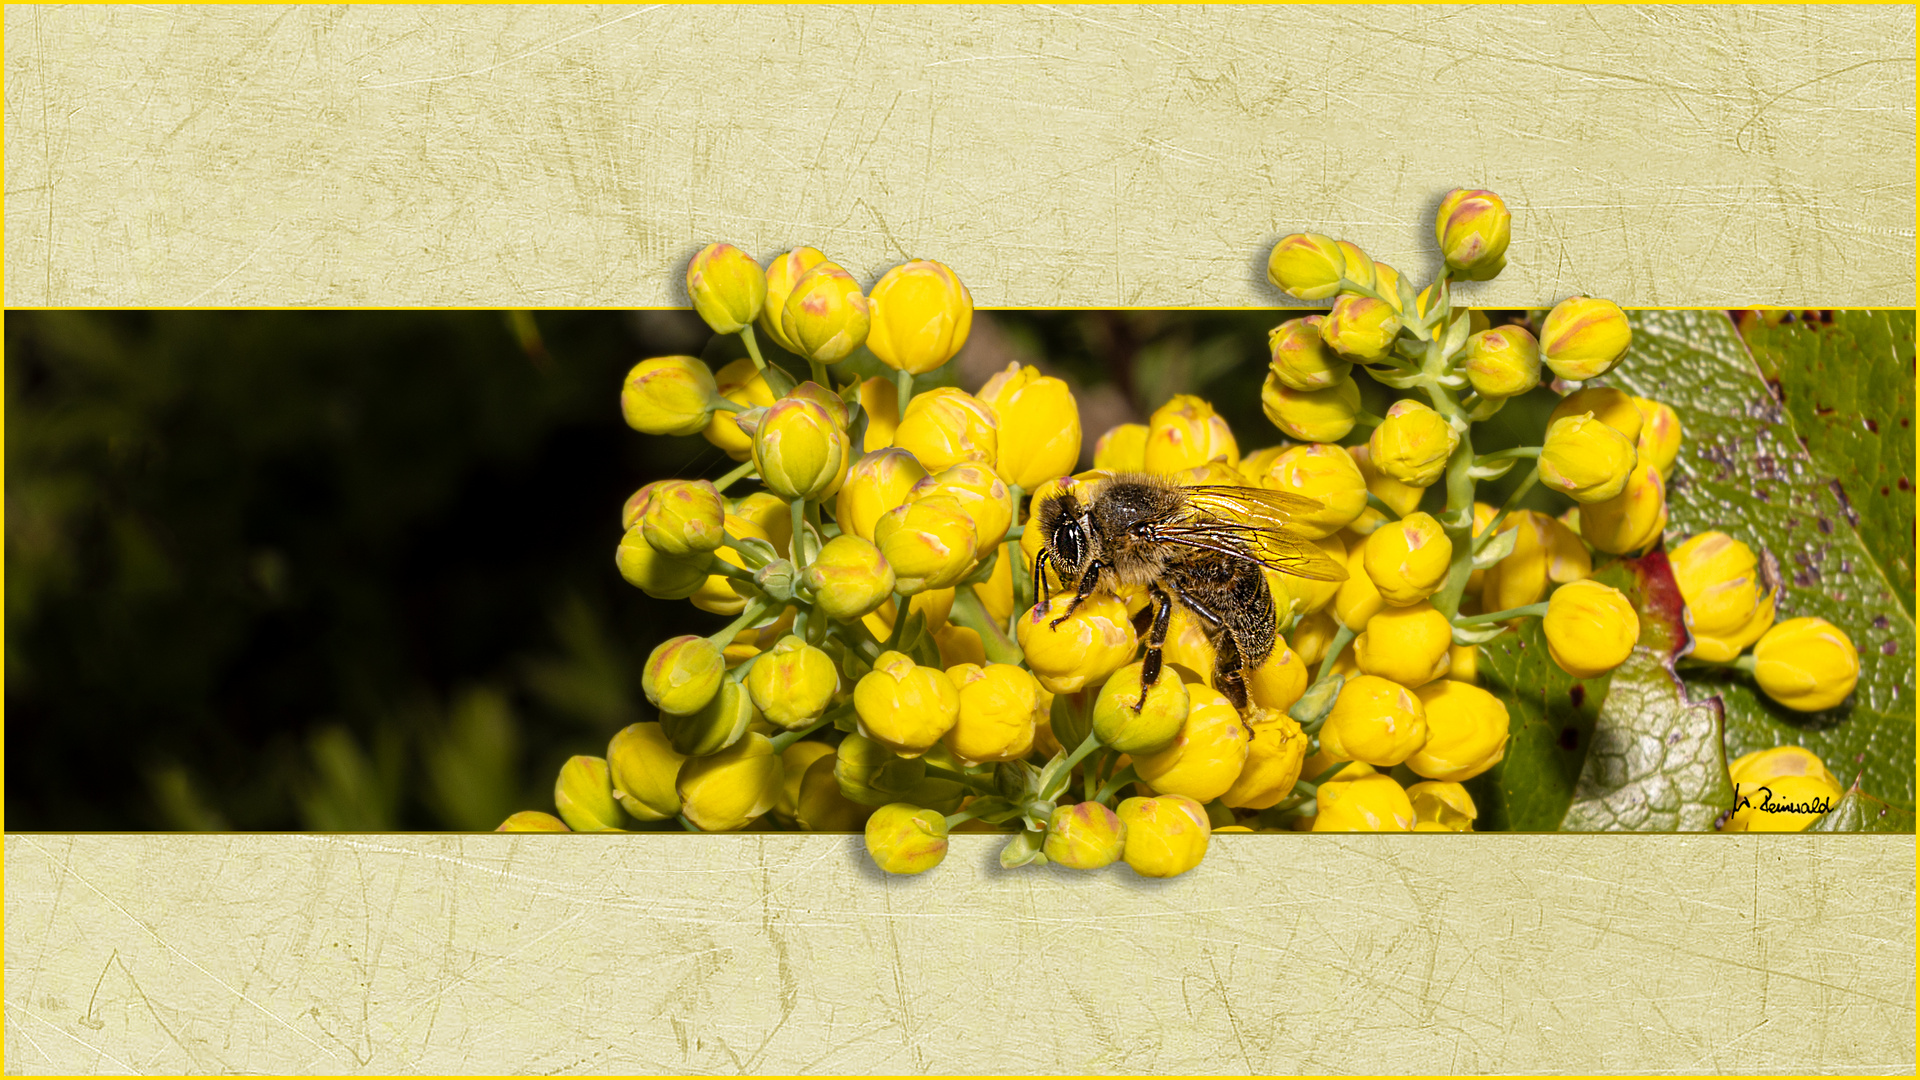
top-left (1033, 472), bottom-right (1348, 710)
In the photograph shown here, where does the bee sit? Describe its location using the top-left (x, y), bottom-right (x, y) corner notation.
top-left (1032, 472), bottom-right (1348, 711)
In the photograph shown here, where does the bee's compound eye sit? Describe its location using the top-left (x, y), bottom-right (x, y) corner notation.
top-left (1053, 521), bottom-right (1084, 568)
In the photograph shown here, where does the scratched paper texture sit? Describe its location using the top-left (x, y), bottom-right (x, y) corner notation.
top-left (4, 5), bottom-right (1914, 307)
top-left (4, 834), bottom-right (1913, 1074)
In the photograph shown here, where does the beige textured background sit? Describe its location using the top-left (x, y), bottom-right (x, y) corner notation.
top-left (5, 834), bottom-right (1914, 1074)
top-left (4, 4), bottom-right (1916, 1075)
top-left (3, 4), bottom-right (1914, 307)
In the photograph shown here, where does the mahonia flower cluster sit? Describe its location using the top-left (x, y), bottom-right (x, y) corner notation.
top-left (498, 192), bottom-right (1865, 864)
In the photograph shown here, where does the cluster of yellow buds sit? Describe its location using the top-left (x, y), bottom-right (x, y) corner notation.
top-left (499, 191), bottom-right (1869, 862)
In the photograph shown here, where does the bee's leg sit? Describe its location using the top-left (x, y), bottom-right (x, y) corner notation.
top-left (1134, 585), bottom-right (1175, 712)
top-left (1033, 549), bottom-right (1052, 606)
top-left (1048, 561), bottom-right (1105, 628)
top-left (1211, 630), bottom-right (1252, 717)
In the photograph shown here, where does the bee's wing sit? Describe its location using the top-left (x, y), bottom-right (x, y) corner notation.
top-left (1163, 485), bottom-right (1350, 582)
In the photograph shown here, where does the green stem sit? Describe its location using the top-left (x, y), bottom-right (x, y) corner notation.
top-left (711, 396), bottom-right (746, 414)
top-left (1352, 410), bottom-right (1386, 429)
top-left (1732, 654), bottom-right (1758, 674)
top-left (1094, 765), bottom-right (1140, 806)
top-left (1476, 445), bottom-right (1541, 465)
top-left (808, 357), bottom-right (831, 388)
top-left (1315, 624), bottom-right (1357, 685)
top-left (768, 716), bottom-right (833, 753)
top-left (1454, 601), bottom-right (1550, 626)
top-left (894, 368), bottom-right (914, 422)
top-left (924, 764), bottom-right (998, 796)
top-left (706, 554), bottom-right (761, 579)
top-left (943, 807), bottom-right (986, 830)
top-left (706, 598), bottom-right (773, 647)
top-left (790, 497), bottom-right (808, 564)
top-left (713, 458), bottom-right (757, 494)
top-left (739, 323), bottom-right (769, 372)
top-left (884, 595), bottom-right (912, 652)
top-left (1473, 465), bottom-right (1541, 554)
top-left (951, 583), bottom-right (1025, 665)
top-left (1365, 492), bottom-right (1398, 519)
top-left (677, 814), bottom-right (701, 832)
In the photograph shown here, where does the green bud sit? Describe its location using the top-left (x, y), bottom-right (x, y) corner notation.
top-left (1091, 661), bottom-right (1189, 754)
top-left (753, 559), bottom-right (800, 604)
top-left (834, 732), bottom-right (929, 807)
top-left (660, 678), bottom-right (757, 757)
top-left (1048, 688), bottom-right (1094, 754)
top-left (554, 755), bottom-right (626, 832)
top-left (677, 732), bottom-right (784, 832)
top-left (1287, 674), bottom-right (1345, 728)
top-left (638, 480), bottom-right (725, 555)
top-left (1043, 802), bottom-right (1126, 870)
top-left (497, 810), bottom-right (570, 832)
top-left (747, 635), bottom-right (840, 729)
top-left (864, 803), bottom-right (950, 874)
top-left (642, 635), bottom-right (727, 716)
top-left (607, 722), bottom-right (687, 822)
top-left (795, 752), bottom-right (873, 831)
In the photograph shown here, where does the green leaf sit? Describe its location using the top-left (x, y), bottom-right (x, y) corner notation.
top-left (1806, 782), bottom-right (1918, 833)
top-left (1561, 559), bottom-right (1734, 832)
top-left (1609, 311), bottom-right (1915, 811)
top-left (1466, 621), bottom-right (1608, 832)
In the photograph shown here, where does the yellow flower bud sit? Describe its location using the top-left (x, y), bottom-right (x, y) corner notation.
top-left (1301, 749), bottom-right (1375, 784)
top-left (1220, 709), bottom-right (1308, 810)
top-left (607, 722), bottom-right (687, 821)
top-left (794, 751), bottom-right (872, 832)
top-left (1550, 386), bottom-right (1644, 443)
top-left (1238, 444), bottom-right (1288, 486)
top-left (1435, 188), bottom-right (1512, 280)
top-left (833, 732), bottom-right (926, 807)
top-left (617, 525), bottom-right (711, 599)
top-left (1262, 443), bottom-right (1369, 539)
top-left (1725, 745), bottom-right (1844, 831)
top-left (1142, 393), bottom-right (1239, 474)
top-left (1540, 296), bottom-right (1632, 381)
top-left (1353, 601), bottom-right (1453, 687)
top-left (1478, 510), bottom-right (1571, 613)
top-left (1446, 643), bottom-right (1479, 684)
top-left (1276, 535), bottom-right (1346, 616)
top-left (861, 588), bottom-right (955, 642)
top-left (1362, 512), bottom-right (1452, 606)
top-left (1669, 531), bottom-right (1777, 662)
top-left (729, 491), bottom-right (793, 556)
top-left (1289, 609), bottom-right (1341, 667)
top-left (856, 376), bottom-right (901, 452)
top-left (938, 662), bottom-right (1041, 765)
top-left (1262, 371), bottom-right (1362, 443)
top-left (1248, 640), bottom-right (1310, 713)
top-left (804, 534), bottom-right (896, 621)
top-left (746, 636), bottom-right (840, 728)
top-left (780, 263), bottom-right (870, 365)
top-left (1753, 617), bottom-right (1860, 712)
top-left (1266, 232), bottom-right (1346, 301)
top-left (704, 358), bottom-right (777, 460)
top-left (1579, 463), bottom-right (1668, 555)
top-left (854, 651), bottom-right (960, 757)
top-left (686, 242), bottom-right (767, 335)
top-left (497, 810), bottom-right (570, 832)
top-left (1461, 324), bottom-right (1542, 399)
top-left (1093, 423), bottom-right (1149, 472)
top-left (1334, 240), bottom-right (1377, 292)
top-left (1369, 399), bottom-right (1460, 488)
top-left (835, 447), bottom-right (928, 543)
top-left (866, 259), bottom-right (973, 375)
top-left (1344, 442), bottom-right (1427, 537)
top-left (661, 677), bottom-right (758, 757)
top-left (1407, 680), bottom-right (1510, 781)
top-left (757, 247), bottom-right (829, 354)
top-left (1734, 745), bottom-right (1842, 789)
top-left (753, 397), bottom-right (851, 503)
top-left (642, 634), bottom-right (727, 716)
top-left (1542, 580), bottom-right (1639, 678)
top-left (865, 802), bottom-right (950, 874)
top-left (1312, 773), bottom-right (1414, 831)
top-left (934, 623), bottom-right (986, 668)
top-left (892, 386), bottom-right (998, 473)
top-left (677, 732), bottom-right (783, 832)
top-left (1134, 685), bottom-right (1249, 803)
top-left (1632, 397), bottom-right (1683, 479)
top-left (1115, 793), bottom-right (1212, 877)
top-left (1334, 535), bottom-right (1386, 631)
top-left (975, 540), bottom-right (1016, 625)
top-left (1320, 674), bottom-right (1428, 767)
top-left (554, 754), bottom-right (626, 832)
top-left (621, 356), bottom-right (718, 436)
top-left (1092, 660), bottom-right (1190, 754)
top-left (636, 480), bottom-right (725, 556)
top-left (1406, 780), bottom-right (1478, 831)
top-left (772, 741), bottom-right (838, 823)
top-left (976, 362), bottom-right (1082, 489)
top-left (1268, 315), bottom-right (1352, 391)
top-left (874, 493), bottom-right (978, 594)
top-left (1321, 295), bottom-right (1402, 363)
top-left (1044, 802), bottom-right (1127, 869)
top-left (911, 463), bottom-right (1011, 561)
top-left (1016, 593), bottom-right (1138, 694)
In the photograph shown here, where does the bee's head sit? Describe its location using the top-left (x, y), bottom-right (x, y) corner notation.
top-left (1036, 487), bottom-right (1094, 579)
